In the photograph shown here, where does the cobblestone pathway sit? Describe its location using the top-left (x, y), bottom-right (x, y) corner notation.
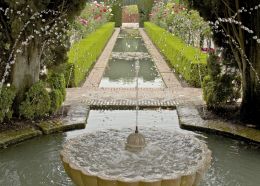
top-left (65, 28), bottom-right (204, 108)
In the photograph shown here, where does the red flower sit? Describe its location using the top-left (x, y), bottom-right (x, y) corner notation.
top-left (79, 17), bottom-right (88, 26)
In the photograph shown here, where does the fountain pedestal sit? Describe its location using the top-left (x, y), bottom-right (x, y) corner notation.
top-left (60, 128), bottom-right (211, 186)
top-left (126, 126), bottom-right (146, 152)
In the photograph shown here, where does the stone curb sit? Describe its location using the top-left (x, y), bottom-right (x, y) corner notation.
top-left (37, 104), bottom-right (89, 135)
top-left (177, 105), bottom-right (260, 144)
top-left (0, 104), bottom-right (90, 148)
top-left (0, 127), bottom-right (42, 149)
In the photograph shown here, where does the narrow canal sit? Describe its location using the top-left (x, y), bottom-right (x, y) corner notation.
top-left (99, 29), bottom-right (164, 88)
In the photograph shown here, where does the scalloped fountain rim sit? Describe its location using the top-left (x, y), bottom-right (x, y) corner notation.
top-left (60, 128), bottom-right (212, 186)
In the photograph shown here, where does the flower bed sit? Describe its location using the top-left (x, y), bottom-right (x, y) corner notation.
top-left (70, 1), bottom-right (113, 42)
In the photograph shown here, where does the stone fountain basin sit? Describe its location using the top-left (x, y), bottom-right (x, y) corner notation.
top-left (60, 128), bottom-right (211, 186)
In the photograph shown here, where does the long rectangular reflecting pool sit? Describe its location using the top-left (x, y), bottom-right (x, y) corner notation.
top-left (99, 29), bottom-right (165, 88)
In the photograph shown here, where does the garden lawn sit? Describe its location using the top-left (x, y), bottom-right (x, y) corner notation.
top-left (67, 22), bottom-right (115, 87)
top-left (144, 22), bottom-right (208, 87)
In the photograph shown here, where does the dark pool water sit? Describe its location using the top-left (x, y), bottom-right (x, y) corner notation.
top-left (0, 110), bottom-right (259, 186)
top-left (113, 37), bottom-right (148, 53)
top-left (99, 58), bottom-right (164, 88)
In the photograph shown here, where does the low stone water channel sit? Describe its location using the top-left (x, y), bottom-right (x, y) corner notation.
top-left (99, 29), bottom-right (164, 88)
top-left (0, 110), bottom-right (260, 186)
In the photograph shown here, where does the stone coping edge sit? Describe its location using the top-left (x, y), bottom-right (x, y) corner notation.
top-left (177, 105), bottom-right (260, 144)
top-left (0, 104), bottom-right (90, 149)
top-left (0, 127), bottom-right (42, 149)
top-left (37, 104), bottom-right (89, 135)
top-left (37, 120), bottom-right (86, 135)
top-left (90, 105), bottom-right (176, 110)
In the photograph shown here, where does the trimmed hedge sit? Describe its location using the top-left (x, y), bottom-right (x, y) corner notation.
top-left (48, 73), bottom-right (66, 113)
top-left (0, 86), bottom-right (16, 122)
top-left (138, 0), bottom-right (154, 27)
top-left (67, 22), bottom-right (115, 87)
top-left (111, 1), bottom-right (122, 27)
top-left (19, 81), bottom-right (51, 120)
top-left (144, 22), bottom-right (207, 87)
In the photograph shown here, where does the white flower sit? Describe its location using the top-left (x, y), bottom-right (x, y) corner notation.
top-left (16, 49), bottom-right (22, 53)
top-left (7, 83), bottom-right (10, 87)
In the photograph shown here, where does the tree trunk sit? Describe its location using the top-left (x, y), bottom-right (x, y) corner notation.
top-left (11, 42), bottom-right (41, 103)
top-left (240, 46), bottom-right (260, 126)
top-left (240, 9), bottom-right (260, 126)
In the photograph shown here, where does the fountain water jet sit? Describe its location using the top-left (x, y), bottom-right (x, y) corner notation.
top-left (126, 60), bottom-right (146, 152)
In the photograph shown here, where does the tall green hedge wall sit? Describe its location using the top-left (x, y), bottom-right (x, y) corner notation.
top-left (111, 0), bottom-right (122, 27)
top-left (67, 22), bottom-right (115, 87)
top-left (138, 0), bottom-right (154, 27)
top-left (144, 22), bottom-right (207, 87)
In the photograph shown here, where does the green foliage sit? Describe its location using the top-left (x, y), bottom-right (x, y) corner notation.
top-left (0, 0), bottom-right (86, 78)
top-left (202, 54), bottom-right (241, 108)
top-left (47, 73), bottom-right (66, 113)
top-left (138, 0), bottom-right (154, 27)
top-left (49, 89), bottom-right (63, 114)
top-left (67, 22), bottom-right (115, 87)
top-left (70, 2), bottom-right (113, 42)
top-left (0, 86), bottom-right (16, 123)
top-left (48, 73), bottom-right (66, 99)
top-left (111, 1), bottom-right (122, 27)
top-left (150, 1), bottom-right (211, 46)
top-left (144, 22), bottom-right (207, 87)
top-left (19, 81), bottom-right (51, 120)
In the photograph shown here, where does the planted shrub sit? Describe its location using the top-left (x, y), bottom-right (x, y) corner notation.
top-left (49, 89), bottom-right (63, 114)
top-left (47, 73), bottom-right (66, 113)
top-left (48, 73), bottom-right (66, 99)
top-left (138, 0), bottom-right (154, 27)
top-left (144, 22), bottom-right (207, 87)
top-left (111, 0), bottom-right (122, 27)
top-left (0, 86), bottom-right (16, 122)
top-left (67, 22), bottom-right (115, 87)
top-left (202, 54), bottom-right (241, 108)
top-left (19, 81), bottom-right (51, 120)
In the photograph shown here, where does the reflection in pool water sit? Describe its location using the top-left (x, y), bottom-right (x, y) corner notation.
top-left (100, 58), bottom-right (164, 88)
top-left (99, 29), bottom-right (164, 88)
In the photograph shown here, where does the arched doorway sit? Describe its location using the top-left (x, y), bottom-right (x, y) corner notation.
top-left (111, 0), bottom-right (154, 27)
top-left (122, 5), bottom-right (139, 23)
